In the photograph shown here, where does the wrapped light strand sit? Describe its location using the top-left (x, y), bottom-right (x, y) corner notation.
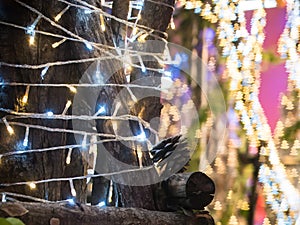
top-left (66, 148), bottom-right (73, 165)
top-left (69, 179), bottom-right (76, 197)
top-left (62, 100), bottom-right (72, 115)
top-left (52, 38), bottom-right (67, 48)
top-left (25, 15), bottom-right (42, 46)
top-left (82, 133), bottom-right (88, 149)
top-left (100, 14), bottom-right (106, 32)
top-left (21, 85), bottom-right (30, 105)
top-left (2, 118), bottom-right (14, 135)
top-left (40, 66), bottom-right (49, 80)
top-left (23, 126), bottom-right (30, 147)
top-left (1, 193), bottom-right (6, 203)
top-left (54, 5), bottom-right (71, 22)
top-left (137, 145), bottom-right (143, 168)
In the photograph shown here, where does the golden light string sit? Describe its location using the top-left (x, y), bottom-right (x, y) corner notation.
top-left (278, 0), bottom-right (300, 89)
top-left (180, 0), bottom-right (300, 223)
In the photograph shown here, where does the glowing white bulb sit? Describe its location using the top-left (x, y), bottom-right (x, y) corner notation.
top-left (136, 131), bottom-right (146, 142)
top-left (97, 201), bottom-right (106, 207)
top-left (62, 100), bottom-right (72, 115)
top-left (94, 105), bottom-right (106, 116)
top-left (2, 193), bottom-right (6, 203)
top-left (40, 66), bottom-right (49, 80)
top-left (46, 111), bottom-right (54, 117)
top-left (69, 180), bottom-right (76, 197)
top-left (66, 148), bottom-right (72, 165)
top-left (82, 134), bottom-right (87, 149)
top-left (23, 127), bottom-right (29, 147)
top-left (67, 198), bottom-right (75, 205)
top-left (138, 56), bottom-right (146, 73)
top-left (85, 42), bottom-right (93, 50)
top-left (84, 9), bottom-right (92, 14)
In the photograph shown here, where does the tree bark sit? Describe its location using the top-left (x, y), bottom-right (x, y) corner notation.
top-left (0, 0), bottom-right (108, 201)
top-left (93, 0), bottom-right (176, 210)
top-left (0, 202), bottom-right (215, 225)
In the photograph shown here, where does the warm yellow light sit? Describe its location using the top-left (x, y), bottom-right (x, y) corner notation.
top-left (29, 36), bottom-right (35, 45)
top-left (69, 86), bottom-right (77, 93)
top-left (22, 95), bottom-right (28, 104)
top-left (7, 126), bottom-right (14, 135)
top-left (170, 18), bottom-right (176, 30)
top-left (100, 15), bottom-right (106, 32)
top-left (29, 182), bottom-right (36, 189)
top-left (54, 14), bottom-right (62, 22)
top-left (138, 34), bottom-right (148, 43)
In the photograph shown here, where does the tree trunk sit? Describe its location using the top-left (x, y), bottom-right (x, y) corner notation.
top-left (0, 0), bottom-right (109, 201)
top-left (0, 202), bottom-right (215, 225)
top-left (93, 0), bottom-right (176, 210)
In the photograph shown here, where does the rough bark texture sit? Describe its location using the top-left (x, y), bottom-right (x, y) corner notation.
top-left (0, 0), bottom-right (88, 202)
top-left (93, 0), bottom-right (176, 210)
top-left (0, 202), bottom-right (215, 225)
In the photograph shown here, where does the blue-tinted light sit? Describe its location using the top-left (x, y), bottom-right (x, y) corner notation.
top-left (97, 201), bottom-right (106, 207)
top-left (46, 111), bottom-right (54, 117)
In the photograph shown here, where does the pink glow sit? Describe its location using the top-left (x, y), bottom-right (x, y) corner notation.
top-left (246, 7), bottom-right (287, 133)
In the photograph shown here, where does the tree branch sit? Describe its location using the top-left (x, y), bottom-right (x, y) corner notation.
top-left (0, 202), bottom-right (214, 225)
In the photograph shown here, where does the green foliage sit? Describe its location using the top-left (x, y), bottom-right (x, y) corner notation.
top-left (0, 218), bottom-right (25, 225)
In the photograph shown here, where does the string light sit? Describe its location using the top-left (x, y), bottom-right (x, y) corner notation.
top-left (107, 180), bottom-right (113, 204)
top-left (21, 85), bottom-right (30, 105)
top-left (52, 38), bottom-right (67, 48)
top-left (138, 55), bottom-right (146, 73)
top-left (100, 14), bottom-right (106, 32)
top-left (29, 35), bottom-right (35, 46)
top-left (26, 15), bottom-right (42, 46)
top-left (62, 100), bottom-right (72, 115)
top-left (1, 193), bottom-right (6, 203)
top-left (0, 1), bottom-right (296, 223)
top-left (137, 145), bottom-right (143, 168)
top-left (68, 85), bottom-right (77, 93)
top-left (23, 127), bottom-right (29, 147)
top-left (2, 118), bottom-right (14, 135)
top-left (54, 5), bottom-right (70, 22)
top-left (46, 111), bottom-right (54, 117)
top-left (40, 66), bottom-right (49, 80)
top-left (28, 182), bottom-right (36, 190)
top-left (93, 105), bottom-right (106, 116)
top-left (85, 42), bottom-right (94, 51)
top-left (66, 198), bottom-right (75, 205)
top-left (66, 148), bottom-right (73, 165)
top-left (97, 201), bottom-right (106, 207)
top-left (69, 180), bottom-right (76, 197)
top-left (82, 133), bottom-right (87, 149)
top-left (170, 17), bottom-right (176, 30)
